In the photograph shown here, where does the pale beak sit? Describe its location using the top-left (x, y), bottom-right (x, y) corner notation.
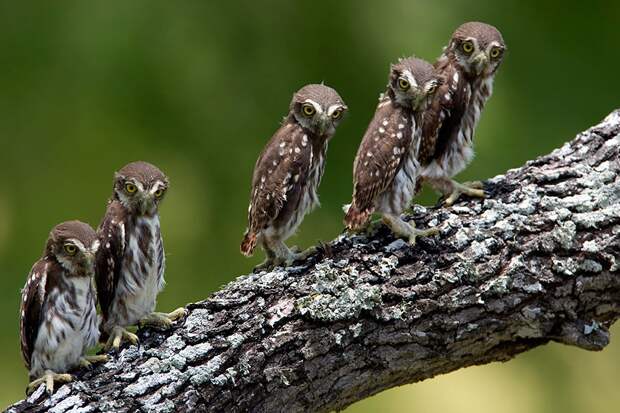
top-left (318, 113), bottom-right (331, 136)
top-left (472, 52), bottom-right (488, 75)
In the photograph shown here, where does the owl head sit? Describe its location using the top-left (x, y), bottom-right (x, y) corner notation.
top-left (446, 22), bottom-right (506, 77)
top-left (46, 220), bottom-right (99, 276)
top-left (290, 84), bottom-right (348, 138)
top-left (112, 161), bottom-right (169, 216)
top-left (389, 57), bottom-right (443, 110)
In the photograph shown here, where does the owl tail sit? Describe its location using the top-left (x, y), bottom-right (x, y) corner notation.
top-left (240, 231), bottom-right (257, 257)
top-left (344, 203), bottom-right (372, 231)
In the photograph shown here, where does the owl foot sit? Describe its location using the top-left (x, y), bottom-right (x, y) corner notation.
top-left (26, 370), bottom-right (73, 395)
top-left (444, 180), bottom-right (485, 207)
top-left (104, 326), bottom-right (139, 351)
top-left (79, 354), bottom-right (109, 369)
top-left (383, 214), bottom-right (439, 246)
top-left (280, 245), bottom-right (317, 267)
top-left (140, 308), bottom-right (188, 329)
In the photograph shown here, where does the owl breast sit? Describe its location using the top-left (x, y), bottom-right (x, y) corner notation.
top-left (107, 215), bottom-right (164, 328)
top-left (376, 115), bottom-right (421, 215)
top-left (30, 276), bottom-right (99, 377)
top-left (273, 143), bottom-right (327, 241)
top-left (423, 74), bottom-right (495, 179)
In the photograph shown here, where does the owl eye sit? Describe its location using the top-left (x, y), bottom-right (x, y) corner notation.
top-left (398, 78), bottom-right (410, 91)
top-left (426, 84), bottom-right (437, 94)
top-left (462, 41), bottom-right (474, 54)
top-left (331, 109), bottom-right (343, 120)
top-left (490, 47), bottom-right (502, 59)
top-left (64, 244), bottom-right (77, 255)
top-left (125, 183), bottom-right (137, 194)
top-left (302, 104), bottom-right (315, 117)
top-left (154, 188), bottom-right (165, 198)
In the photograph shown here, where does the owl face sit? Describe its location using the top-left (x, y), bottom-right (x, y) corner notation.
top-left (113, 161), bottom-right (169, 216)
top-left (448, 22), bottom-right (505, 77)
top-left (46, 221), bottom-right (99, 276)
top-left (389, 57), bottom-right (443, 110)
top-left (290, 84), bottom-right (348, 137)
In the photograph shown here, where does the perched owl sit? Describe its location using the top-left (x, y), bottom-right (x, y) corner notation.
top-left (241, 84), bottom-right (348, 270)
top-left (345, 57), bottom-right (443, 243)
top-left (20, 221), bottom-right (108, 395)
top-left (421, 22), bottom-right (506, 206)
top-left (96, 161), bottom-right (186, 350)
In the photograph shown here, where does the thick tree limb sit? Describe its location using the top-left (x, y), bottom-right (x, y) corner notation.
top-left (8, 111), bottom-right (620, 413)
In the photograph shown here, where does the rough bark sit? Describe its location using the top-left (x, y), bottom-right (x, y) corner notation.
top-left (7, 111), bottom-right (620, 413)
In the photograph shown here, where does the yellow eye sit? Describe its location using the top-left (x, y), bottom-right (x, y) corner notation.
top-left (331, 109), bottom-right (343, 119)
top-left (64, 244), bottom-right (77, 255)
top-left (302, 104), bottom-right (315, 117)
top-left (426, 84), bottom-right (437, 94)
top-left (490, 47), bottom-right (502, 58)
top-left (398, 78), bottom-right (410, 90)
top-left (125, 183), bottom-right (137, 193)
top-left (462, 41), bottom-right (474, 54)
top-left (154, 188), bottom-right (164, 198)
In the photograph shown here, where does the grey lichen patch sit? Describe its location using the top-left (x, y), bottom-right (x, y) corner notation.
top-left (188, 354), bottom-right (225, 386)
top-left (48, 395), bottom-right (85, 413)
top-left (553, 257), bottom-right (578, 276)
top-left (179, 342), bottom-right (213, 363)
top-left (227, 332), bottom-right (245, 349)
top-left (148, 400), bottom-right (176, 413)
top-left (579, 259), bottom-right (603, 273)
top-left (452, 261), bottom-right (479, 283)
top-left (124, 370), bottom-right (184, 398)
top-left (551, 221), bottom-right (576, 250)
top-left (481, 275), bottom-right (511, 296)
top-left (572, 206), bottom-right (620, 229)
top-left (295, 260), bottom-right (382, 321)
top-left (297, 285), bottom-right (381, 322)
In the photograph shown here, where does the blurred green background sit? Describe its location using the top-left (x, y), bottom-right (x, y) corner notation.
top-left (1, 1), bottom-right (618, 411)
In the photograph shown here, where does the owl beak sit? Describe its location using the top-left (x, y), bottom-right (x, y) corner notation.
top-left (318, 113), bottom-right (330, 135)
top-left (472, 53), bottom-right (488, 75)
top-left (84, 251), bottom-right (95, 266)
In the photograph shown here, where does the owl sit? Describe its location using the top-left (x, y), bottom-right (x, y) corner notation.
top-left (20, 221), bottom-right (108, 395)
top-left (241, 84), bottom-right (348, 270)
top-left (345, 57), bottom-right (443, 244)
top-left (95, 161), bottom-right (186, 351)
top-left (421, 22), bottom-right (506, 206)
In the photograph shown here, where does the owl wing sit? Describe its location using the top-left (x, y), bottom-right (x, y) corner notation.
top-left (421, 65), bottom-right (467, 164)
top-left (348, 101), bottom-right (414, 221)
top-left (20, 259), bottom-right (49, 370)
top-left (95, 200), bottom-right (127, 322)
top-left (247, 121), bottom-right (311, 234)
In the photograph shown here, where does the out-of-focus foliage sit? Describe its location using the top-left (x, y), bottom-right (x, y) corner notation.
top-left (1, 1), bottom-right (618, 410)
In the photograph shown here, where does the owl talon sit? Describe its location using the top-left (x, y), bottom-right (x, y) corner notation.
top-left (80, 354), bottom-right (109, 369)
top-left (444, 180), bottom-right (486, 206)
top-left (105, 326), bottom-right (139, 351)
top-left (140, 309), bottom-right (185, 329)
top-left (383, 214), bottom-right (438, 246)
top-left (26, 370), bottom-right (73, 396)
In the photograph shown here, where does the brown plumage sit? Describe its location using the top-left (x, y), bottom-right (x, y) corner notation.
top-left (421, 22), bottom-right (506, 206)
top-left (345, 57), bottom-right (442, 244)
top-left (242, 84), bottom-right (347, 270)
top-left (95, 161), bottom-right (185, 351)
top-left (20, 221), bottom-right (102, 394)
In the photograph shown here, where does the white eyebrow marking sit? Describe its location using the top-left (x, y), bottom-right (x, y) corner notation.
top-left (327, 104), bottom-right (343, 116)
top-left (67, 238), bottom-right (86, 251)
top-left (403, 70), bottom-right (417, 87)
top-left (150, 180), bottom-right (166, 193)
top-left (304, 99), bottom-right (323, 114)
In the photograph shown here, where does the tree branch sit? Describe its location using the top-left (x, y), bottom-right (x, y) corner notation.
top-left (8, 110), bottom-right (620, 413)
